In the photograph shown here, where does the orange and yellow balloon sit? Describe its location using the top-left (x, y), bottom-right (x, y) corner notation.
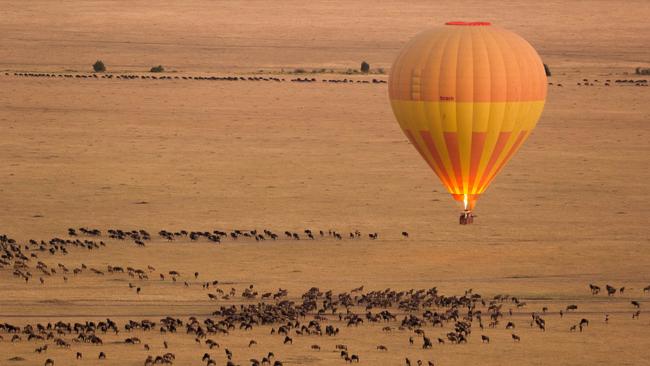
top-left (389, 21), bottom-right (547, 212)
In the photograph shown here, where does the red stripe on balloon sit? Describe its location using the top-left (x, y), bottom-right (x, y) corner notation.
top-left (404, 129), bottom-right (436, 170)
top-left (480, 130), bottom-right (528, 191)
top-left (468, 132), bottom-right (487, 193)
top-left (477, 131), bottom-right (511, 191)
top-left (419, 131), bottom-right (454, 190)
top-left (443, 132), bottom-right (464, 193)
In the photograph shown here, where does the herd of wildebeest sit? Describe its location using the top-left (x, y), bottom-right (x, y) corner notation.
top-left (1, 228), bottom-right (648, 366)
top-left (1, 72), bottom-right (387, 85)
top-left (2, 72), bottom-right (648, 88)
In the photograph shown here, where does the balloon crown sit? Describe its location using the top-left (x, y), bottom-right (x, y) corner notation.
top-left (445, 21), bottom-right (491, 26)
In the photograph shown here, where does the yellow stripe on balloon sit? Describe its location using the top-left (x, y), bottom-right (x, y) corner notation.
top-left (391, 100), bottom-right (545, 197)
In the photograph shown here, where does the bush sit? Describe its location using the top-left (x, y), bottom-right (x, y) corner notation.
top-left (150, 65), bottom-right (165, 73)
top-left (543, 63), bottom-right (551, 77)
top-left (93, 60), bottom-right (106, 72)
top-left (360, 61), bottom-right (370, 73)
top-left (636, 67), bottom-right (650, 75)
top-left (294, 68), bottom-right (306, 74)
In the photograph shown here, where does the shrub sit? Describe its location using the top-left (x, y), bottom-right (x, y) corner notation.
top-left (150, 65), bottom-right (165, 73)
top-left (360, 61), bottom-right (370, 73)
top-left (294, 68), bottom-right (306, 74)
top-left (93, 60), bottom-right (106, 72)
top-left (636, 67), bottom-right (650, 75)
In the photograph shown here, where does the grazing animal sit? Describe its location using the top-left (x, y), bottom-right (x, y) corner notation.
top-left (481, 335), bottom-right (490, 343)
top-left (44, 359), bottom-right (54, 366)
top-left (283, 336), bottom-right (293, 344)
top-left (512, 333), bottom-right (521, 342)
top-left (98, 351), bottom-right (106, 359)
top-left (76, 352), bottom-right (82, 359)
top-left (631, 300), bottom-right (641, 308)
top-left (589, 284), bottom-right (600, 295)
top-left (422, 336), bottom-right (433, 349)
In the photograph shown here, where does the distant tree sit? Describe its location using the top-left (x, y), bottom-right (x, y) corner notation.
top-left (93, 60), bottom-right (106, 73)
top-left (360, 61), bottom-right (370, 73)
top-left (543, 63), bottom-right (551, 77)
top-left (636, 67), bottom-right (650, 75)
top-left (150, 65), bottom-right (165, 73)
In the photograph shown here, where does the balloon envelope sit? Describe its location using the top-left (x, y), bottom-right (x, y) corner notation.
top-left (388, 22), bottom-right (547, 210)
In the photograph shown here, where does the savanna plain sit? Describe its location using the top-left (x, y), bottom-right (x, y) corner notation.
top-left (0, 1), bottom-right (649, 365)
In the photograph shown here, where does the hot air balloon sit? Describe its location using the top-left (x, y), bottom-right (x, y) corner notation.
top-left (388, 21), bottom-right (547, 224)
